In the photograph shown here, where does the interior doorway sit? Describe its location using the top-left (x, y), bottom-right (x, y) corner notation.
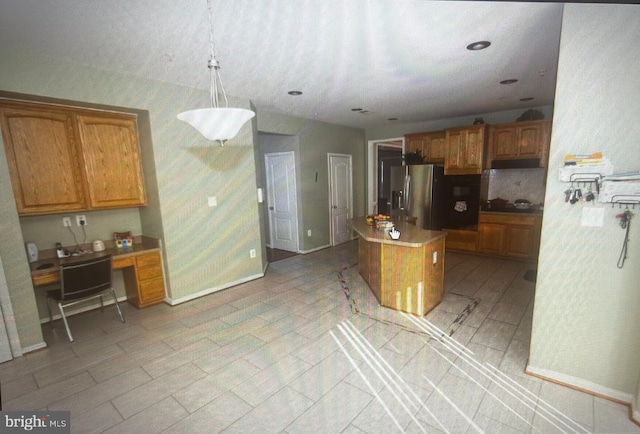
top-left (377, 147), bottom-right (403, 215)
top-left (264, 151), bottom-right (299, 253)
top-left (367, 138), bottom-right (404, 215)
top-left (328, 153), bottom-right (353, 246)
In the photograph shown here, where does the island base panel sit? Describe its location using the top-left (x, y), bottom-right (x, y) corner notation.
top-left (357, 237), bottom-right (445, 316)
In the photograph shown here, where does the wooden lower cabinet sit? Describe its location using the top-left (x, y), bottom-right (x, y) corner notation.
top-left (123, 251), bottom-right (166, 308)
top-left (478, 213), bottom-right (542, 260)
top-left (358, 236), bottom-right (445, 316)
top-left (441, 228), bottom-right (478, 252)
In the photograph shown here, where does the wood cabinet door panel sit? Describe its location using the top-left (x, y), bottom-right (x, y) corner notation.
top-left (464, 127), bottom-right (484, 170)
top-left (506, 225), bottom-right (535, 258)
top-left (1, 107), bottom-right (86, 214)
top-left (405, 136), bottom-right (425, 158)
top-left (444, 130), bottom-right (464, 172)
top-left (478, 223), bottom-right (505, 255)
top-left (517, 125), bottom-right (543, 157)
top-left (491, 127), bottom-right (517, 158)
top-left (77, 114), bottom-right (146, 208)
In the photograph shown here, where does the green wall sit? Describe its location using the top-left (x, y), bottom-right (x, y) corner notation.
top-left (0, 48), bottom-right (367, 350)
top-left (258, 112), bottom-right (366, 252)
top-left (528, 4), bottom-right (640, 409)
top-left (0, 48), bottom-right (263, 347)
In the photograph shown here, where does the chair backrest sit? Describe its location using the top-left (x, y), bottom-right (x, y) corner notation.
top-left (60, 255), bottom-right (112, 301)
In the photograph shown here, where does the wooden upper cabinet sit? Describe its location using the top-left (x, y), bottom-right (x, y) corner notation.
top-left (487, 119), bottom-right (551, 167)
top-left (405, 131), bottom-right (445, 163)
top-left (490, 126), bottom-right (517, 159)
top-left (77, 114), bottom-right (146, 209)
top-left (405, 133), bottom-right (425, 160)
top-left (1, 100), bottom-right (146, 215)
top-left (0, 105), bottom-right (86, 214)
top-left (444, 124), bottom-right (486, 175)
top-left (424, 131), bottom-right (445, 163)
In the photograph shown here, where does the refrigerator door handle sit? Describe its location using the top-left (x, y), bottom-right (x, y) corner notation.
top-left (404, 174), bottom-right (411, 213)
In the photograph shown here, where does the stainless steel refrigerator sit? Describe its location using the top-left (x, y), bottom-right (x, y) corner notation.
top-left (389, 164), bottom-right (445, 231)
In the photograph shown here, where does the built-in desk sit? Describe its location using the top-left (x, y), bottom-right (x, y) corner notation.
top-left (350, 217), bottom-right (446, 316)
top-left (30, 236), bottom-right (166, 308)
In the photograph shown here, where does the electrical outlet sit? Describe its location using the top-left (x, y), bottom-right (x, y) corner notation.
top-left (76, 215), bottom-right (87, 226)
top-left (307, 229), bottom-right (312, 237)
top-left (62, 217), bottom-right (72, 227)
top-left (249, 249), bottom-right (256, 258)
top-left (208, 196), bottom-right (217, 207)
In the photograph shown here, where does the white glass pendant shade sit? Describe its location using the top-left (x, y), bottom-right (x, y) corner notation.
top-left (177, 107), bottom-right (255, 143)
top-left (177, 0), bottom-right (255, 145)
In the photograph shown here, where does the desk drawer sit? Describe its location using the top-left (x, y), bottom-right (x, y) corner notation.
top-left (136, 251), bottom-right (161, 268)
top-left (139, 277), bottom-right (165, 304)
top-left (137, 263), bottom-right (162, 281)
top-left (32, 272), bottom-right (60, 286)
top-left (112, 256), bottom-right (135, 269)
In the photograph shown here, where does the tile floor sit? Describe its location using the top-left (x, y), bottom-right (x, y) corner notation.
top-left (2, 241), bottom-right (639, 433)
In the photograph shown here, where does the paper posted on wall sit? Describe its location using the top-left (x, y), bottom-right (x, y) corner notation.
top-left (599, 172), bottom-right (640, 203)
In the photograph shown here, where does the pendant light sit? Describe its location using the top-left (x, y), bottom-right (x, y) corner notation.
top-left (177, 0), bottom-right (255, 146)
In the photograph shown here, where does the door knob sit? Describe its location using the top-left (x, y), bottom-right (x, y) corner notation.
top-left (269, 206), bottom-right (274, 210)
top-left (332, 205), bottom-right (338, 209)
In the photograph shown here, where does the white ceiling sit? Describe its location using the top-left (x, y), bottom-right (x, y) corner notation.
top-left (0, 0), bottom-right (564, 129)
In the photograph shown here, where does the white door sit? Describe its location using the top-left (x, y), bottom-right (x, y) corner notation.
top-left (265, 152), bottom-right (299, 252)
top-left (328, 154), bottom-right (353, 246)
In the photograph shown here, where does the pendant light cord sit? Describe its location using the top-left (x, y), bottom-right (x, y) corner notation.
top-left (207, 0), bottom-right (228, 109)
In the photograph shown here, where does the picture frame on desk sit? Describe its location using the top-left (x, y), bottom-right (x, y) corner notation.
top-left (114, 231), bottom-right (133, 249)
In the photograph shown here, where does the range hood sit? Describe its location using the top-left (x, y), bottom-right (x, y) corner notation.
top-left (491, 158), bottom-right (541, 169)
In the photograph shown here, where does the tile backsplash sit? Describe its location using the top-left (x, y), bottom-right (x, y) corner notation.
top-left (486, 168), bottom-right (546, 205)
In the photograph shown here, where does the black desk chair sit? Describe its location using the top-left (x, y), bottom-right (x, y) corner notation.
top-left (46, 255), bottom-right (125, 342)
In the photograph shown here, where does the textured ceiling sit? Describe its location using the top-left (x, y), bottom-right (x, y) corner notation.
top-left (0, 0), bottom-right (564, 129)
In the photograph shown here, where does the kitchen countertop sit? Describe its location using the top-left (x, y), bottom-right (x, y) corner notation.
top-left (480, 205), bottom-right (543, 216)
top-left (349, 217), bottom-right (447, 247)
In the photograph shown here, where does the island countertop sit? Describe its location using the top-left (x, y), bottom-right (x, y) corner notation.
top-left (349, 217), bottom-right (447, 248)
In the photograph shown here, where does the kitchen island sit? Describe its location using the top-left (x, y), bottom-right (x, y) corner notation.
top-left (349, 217), bottom-right (447, 316)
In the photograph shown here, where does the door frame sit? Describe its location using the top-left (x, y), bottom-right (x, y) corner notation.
top-left (264, 151), bottom-right (299, 252)
top-left (327, 153), bottom-right (353, 246)
top-left (367, 138), bottom-right (404, 215)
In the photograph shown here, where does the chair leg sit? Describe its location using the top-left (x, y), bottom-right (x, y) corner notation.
top-left (46, 298), bottom-right (54, 326)
top-left (57, 302), bottom-right (74, 342)
top-left (110, 289), bottom-right (125, 323)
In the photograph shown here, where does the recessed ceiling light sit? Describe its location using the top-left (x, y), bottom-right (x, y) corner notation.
top-left (500, 79), bottom-right (518, 85)
top-left (288, 91), bottom-right (302, 96)
top-left (466, 41), bottom-right (491, 51)
top-left (520, 97), bottom-right (534, 101)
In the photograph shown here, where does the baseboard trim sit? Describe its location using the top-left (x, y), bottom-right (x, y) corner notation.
top-left (298, 244), bottom-right (331, 254)
top-left (22, 341), bottom-right (47, 354)
top-left (525, 364), bottom-right (633, 405)
top-left (167, 272), bottom-right (265, 305)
